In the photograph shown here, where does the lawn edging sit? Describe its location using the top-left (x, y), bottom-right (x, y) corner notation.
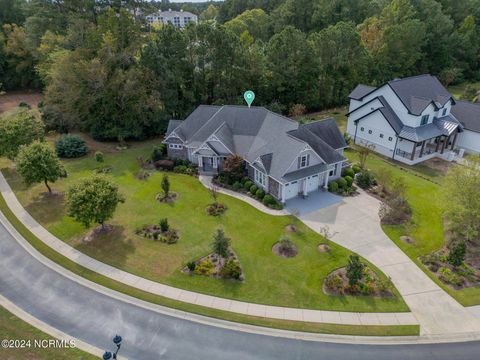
top-left (0, 191), bottom-right (419, 337)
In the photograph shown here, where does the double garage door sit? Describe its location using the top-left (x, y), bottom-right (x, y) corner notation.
top-left (284, 173), bottom-right (324, 200)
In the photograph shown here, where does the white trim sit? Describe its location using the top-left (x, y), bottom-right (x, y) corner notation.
top-left (163, 131), bottom-right (184, 143)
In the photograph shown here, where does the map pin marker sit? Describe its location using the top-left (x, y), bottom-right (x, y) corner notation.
top-left (244, 91), bottom-right (255, 108)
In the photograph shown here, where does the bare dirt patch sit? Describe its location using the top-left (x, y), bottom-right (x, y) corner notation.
top-left (420, 157), bottom-right (452, 177)
top-left (400, 235), bottom-right (415, 245)
top-left (272, 241), bottom-right (298, 258)
top-left (0, 90), bottom-right (43, 114)
top-left (155, 192), bottom-right (179, 203)
top-left (84, 224), bottom-right (114, 242)
top-left (285, 224), bottom-right (297, 232)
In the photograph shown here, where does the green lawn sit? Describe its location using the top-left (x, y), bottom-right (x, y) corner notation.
top-left (448, 81), bottom-right (480, 99)
top-left (299, 106), bottom-right (348, 132)
top-left (0, 139), bottom-right (408, 313)
top-left (345, 149), bottom-right (480, 306)
top-left (0, 305), bottom-right (95, 359)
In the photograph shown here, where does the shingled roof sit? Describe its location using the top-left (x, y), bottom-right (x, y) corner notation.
top-left (451, 100), bottom-right (480, 133)
top-left (166, 105), bottom-right (346, 181)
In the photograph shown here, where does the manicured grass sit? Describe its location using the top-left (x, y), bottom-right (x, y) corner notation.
top-left (0, 140), bottom-right (407, 312)
top-left (345, 149), bottom-right (480, 306)
top-left (0, 192), bottom-right (419, 336)
top-left (301, 106), bottom-right (348, 132)
top-left (0, 305), bottom-right (95, 359)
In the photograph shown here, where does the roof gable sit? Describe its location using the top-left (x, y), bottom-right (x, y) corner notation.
top-left (451, 101), bottom-right (480, 133)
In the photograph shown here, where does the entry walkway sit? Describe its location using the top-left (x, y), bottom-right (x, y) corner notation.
top-left (297, 189), bottom-right (480, 335)
top-left (0, 173), bottom-right (415, 327)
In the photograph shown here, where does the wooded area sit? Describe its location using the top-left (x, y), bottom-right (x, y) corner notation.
top-left (0, 0), bottom-right (479, 140)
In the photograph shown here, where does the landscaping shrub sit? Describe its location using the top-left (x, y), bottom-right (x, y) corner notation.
top-left (154, 159), bottom-right (174, 171)
top-left (263, 195), bottom-right (275, 205)
top-left (221, 155), bottom-right (245, 184)
top-left (94, 151), bottom-right (104, 163)
top-left (151, 144), bottom-right (167, 162)
top-left (439, 267), bottom-right (465, 287)
top-left (325, 273), bottom-right (343, 293)
top-left (174, 165), bottom-right (188, 173)
top-left (343, 167), bottom-right (355, 178)
top-left (244, 180), bottom-right (253, 190)
top-left (163, 229), bottom-right (179, 244)
top-left (344, 175), bottom-right (353, 187)
top-left (232, 182), bottom-right (242, 191)
top-left (241, 177), bottom-right (250, 184)
top-left (212, 228), bottom-right (230, 258)
top-left (194, 259), bottom-right (215, 276)
top-left (346, 255), bottom-right (364, 286)
top-left (220, 259), bottom-right (242, 280)
top-left (356, 170), bottom-right (375, 189)
top-left (277, 235), bottom-right (296, 257)
top-left (448, 241), bottom-right (466, 267)
top-left (328, 181), bottom-right (338, 192)
top-left (352, 165), bottom-right (361, 174)
top-left (255, 188), bottom-right (265, 199)
top-left (55, 134), bottom-right (88, 158)
top-left (379, 194), bottom-right (412, 225)
top-left (337, 177), bottom-right (347, 189)
top-left (186, 261), bottom-right (196, 272)
top-left (159, 218), bottom-right (169, 232)
top-left (249, 184), bottom-right (258, 194)
top-left (18, 102), bottom-right (31, 109)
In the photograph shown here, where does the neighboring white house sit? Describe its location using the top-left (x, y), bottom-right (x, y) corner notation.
top-left (346, 74), bottom-right (480, 165)
top-left (164, 105), bottom-right (348, 203)
top-left (146, 9), bottom-right (197, 28)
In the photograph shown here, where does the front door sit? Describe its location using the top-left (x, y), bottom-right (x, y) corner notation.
top-left (203, 157), bottom-right (214, 171)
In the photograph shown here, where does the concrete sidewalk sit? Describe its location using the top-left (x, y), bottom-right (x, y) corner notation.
top-left (0, 172), bottom-right (416, 327)
top-left (298, 189), bottom-right (480, 335)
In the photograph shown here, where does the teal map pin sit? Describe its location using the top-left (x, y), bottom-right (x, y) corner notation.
top-left (244, 90), bottom-right (255, 108)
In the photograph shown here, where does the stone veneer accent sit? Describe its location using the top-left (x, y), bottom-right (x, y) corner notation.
top-left (268, 176), bottom-right (281, 200)
top-left (165, 137), bottom-right (187, 160)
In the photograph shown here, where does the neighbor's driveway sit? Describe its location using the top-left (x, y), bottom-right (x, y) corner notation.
top-left (296, 189), bottom-right (480, 335)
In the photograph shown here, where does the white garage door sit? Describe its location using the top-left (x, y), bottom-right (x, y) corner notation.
top-left (305, 174), bottom-right (320, 193)
top-left (284, 181), bottom-right (299, 200)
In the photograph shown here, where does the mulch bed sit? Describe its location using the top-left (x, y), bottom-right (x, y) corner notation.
top-left (323, 267), bottom-right (394, 297)
top-left (135, 224), bottom-right (179, 244)
top-left (205, 202), bottom-right (227, 216)
top-left (285, 224), bottom-right (298, 232)
top-left (272, 242), bottom-right (298, 258)
top-left (156, 192), bottom-right (179, 203)
top-left (84, 224), bottom-right (113, 242)
top-left (182, 248), bottom-right (244, 281)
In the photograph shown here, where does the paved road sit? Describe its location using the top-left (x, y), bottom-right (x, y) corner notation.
top-left (1, 221), bottom-right (480, 359)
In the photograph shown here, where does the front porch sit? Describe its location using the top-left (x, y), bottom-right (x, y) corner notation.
top-left (394, 132), bottom-right (460, 165)
top-left (197, 155), bottom-right (225, 175)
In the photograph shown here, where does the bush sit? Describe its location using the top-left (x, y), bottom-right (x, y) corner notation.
top-left (241, 177), bottom-right (250, 184)
top-left (220, 259), bottom-right (242, 280)
top-left (337, 177), bottom-right (347, 189)
top-left (186, 261), bottom-right (196, 272)
top-left (352, 165), bottom-right (361, 174)
top-left (232, 182), bottom-right (242, 191)
top-left (346, 255), bottom-right (364, 287)
top-left (277, 235), bottom-right (296, 256)
top-left (255, 188), bottom-right (265, 199)
top-left (94, 151), bottom-right (104, 163)
top-left (328, 181), bottom-right (338, 192)
top-left (244, 180), bottom-right (253, 190)
top-left (263, 194), bottom-right (275, 205)
top-left (194, 259), bottom-right (215, 276)
top-left (448, 241), bottom-right (466, 267)
top-left (344, 175), bottom-right (353, 187)
top-left (356, 170), bottom-right (375, 189)
top-left (151, 144), bottom-right (167, 162)
top-left (325, 273), bottom-right (344, 293)
top-left (221, 155), bottom-right (245, 184)
top-left (249, 184), bottom-right (258, 194)
top-left (343, 167), bottom-right (355, 178)
top-left (174, 165), bottom-right (188, 173)
top-left (163, 229), bottom-right (179, 244)
top-left (154, 159), bottom-right (174, 170)
top-left (159, 218), bottom-right (169, 232)
top-left (55, 134), bottom-right (88, 158)
top-left (439, 267), bottom-right (464, 286)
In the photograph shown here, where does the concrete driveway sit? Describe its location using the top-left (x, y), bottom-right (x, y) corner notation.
top-left (285, 189), bottom-right (343, 216)
top-left (297, 189), bottom-right (480, 336)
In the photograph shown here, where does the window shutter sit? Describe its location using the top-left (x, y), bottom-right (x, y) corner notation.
top-left (297, 157), bottom-right (301, 169)
top-left (307, 154), bottom-right (310, 166)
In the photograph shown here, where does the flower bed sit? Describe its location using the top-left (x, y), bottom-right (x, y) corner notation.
top-left (183, 249), bottom-right (244, 281)
top-left (135, 224), bottom-right (179, 244)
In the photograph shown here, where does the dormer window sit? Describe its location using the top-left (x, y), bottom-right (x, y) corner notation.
top-left (442, 108), bottom-right (447, 116)
top-left (421, 115), bottom-right (429, 126)
top-left (299, 154), bottom-right (310, 168)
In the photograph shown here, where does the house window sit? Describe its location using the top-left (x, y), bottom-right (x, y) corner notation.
top-left (442, 108), bottom-right (447, 116)
top-left (360, 127), bottom-right (364, 132)
top-left (255, 169), bottom-right (266, 187)
top-left (173, 16), bottom-right (180, 26)
top-left (421, 115), bottom-right (429, 125)
top-left (299, 154), bottom-right (310, 168)
top-left (329, 163), bottom-right (339, 177)
top-left (380, 134), bottom-right (384, 138)
top-left (368, 129), bottom-right (372, 134)
top-left (388, 136), bottom-right (393, 141)
top-left (169, 144), bottom-right (183, 150)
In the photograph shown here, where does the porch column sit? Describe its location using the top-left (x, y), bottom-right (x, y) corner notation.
top-left (451, 131), bottom-right (458, 150)
top-left (441, 135), bottom-right (449, 154)
top-left (324, 172), bottom-right (329, 189)
top-left (419, 140), bottom-right (426, 158)
top-left (410, 141), bottom-right (416, 161)
top-left (435, 137), bottom-right (441, 152)
top-left (213, 157), bottom-right (218, 169)
top-left (198, 156), bottom-right (203, 168)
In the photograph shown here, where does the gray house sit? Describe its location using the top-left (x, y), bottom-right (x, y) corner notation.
top-left (164, 105), bottom-right (347, 203)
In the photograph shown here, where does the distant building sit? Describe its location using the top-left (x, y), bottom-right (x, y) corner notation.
top-left (146, 9), bottom-right (198, 28)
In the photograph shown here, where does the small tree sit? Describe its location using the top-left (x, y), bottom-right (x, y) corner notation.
top-left (447, 241), bottom-right (466, 267)
top-left (66, 175), bottom-right (125, 229)
top-left (159, 218), bottom-right (169, 232)
top-left (289, 103), bottom-right (306, 118)
top-left (0, 107), bottom-right (45, 159)
top-left (16, 141), bottom-right (65, 194)
top-left (161, 174), bottom-right (170, 198)
top-left (346, 254), bottom-right (364, 287)
top-left (357, 143), bottom-right (375, 170)
top-left (221, 155), bottom-right (245, 184)
top-left (212, 228), bottom-right (230, 258)
top-left (210, 184), bottom-right (219, 205)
